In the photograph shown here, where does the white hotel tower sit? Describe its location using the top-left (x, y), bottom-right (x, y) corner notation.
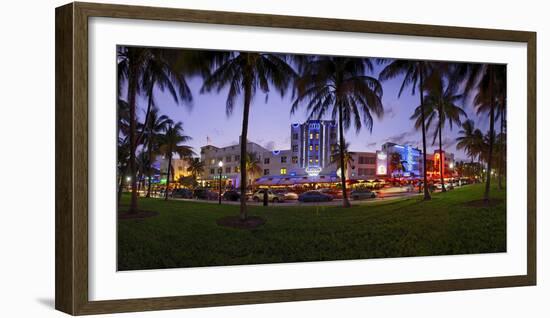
top-left (291, 120), bottom-right (338, 176)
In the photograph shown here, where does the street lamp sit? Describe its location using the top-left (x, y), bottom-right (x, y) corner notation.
top-left (218, 161), bottom-right (223, 204)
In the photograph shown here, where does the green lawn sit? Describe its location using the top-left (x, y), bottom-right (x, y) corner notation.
top-left (117, 183), bottom-right (506, 270)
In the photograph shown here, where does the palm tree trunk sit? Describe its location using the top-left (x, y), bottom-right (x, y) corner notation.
top-left (137, 84), bottom-right (154, 147)
top-left (146, 133), bottom-right (154, 198)
top-left (117, 165), bottom-right (127, 203)
top-left (498, 108), bottom-right (505, 190)
top-left (337, 100), bottom-right (351, 208)
top-left (239, 73), bottom-right (252, 221)
top-left (165, 152), bottom-right (172, 201)
top-left (484, 67), bottom-right (495, 203)
top-left (419, 65), bottom-right (432, 200)
top-left (438, 101), bottom-right (446, 192)
top-left (128, 62), bottom-right (139, 213)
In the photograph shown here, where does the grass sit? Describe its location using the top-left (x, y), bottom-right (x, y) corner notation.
top-left (117, 183), bottom-right (506, 270)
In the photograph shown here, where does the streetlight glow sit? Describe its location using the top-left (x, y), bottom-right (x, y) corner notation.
top-left (218, 161), bottom-right (223, 168)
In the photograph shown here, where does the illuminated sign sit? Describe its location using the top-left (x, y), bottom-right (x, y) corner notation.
top-left (305, 166), bottom-right (322, 177)
top-left (376, 151), bottom-right (387, 176)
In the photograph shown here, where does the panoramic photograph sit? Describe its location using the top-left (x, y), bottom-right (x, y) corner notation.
top-left (116, 46), bottom-right (507, 271)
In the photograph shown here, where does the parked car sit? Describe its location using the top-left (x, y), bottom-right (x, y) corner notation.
top-left (193, 188), bottom-right (218, 200)
top-left (350, 189), bottom-right (377, 200)
top-left (252, 189), bottom-right (285, 203)
top-left (298, 190), bottom-right (333, 202)
top-left (171, 188), bottom-right (193, 199)
top-left (434, 183), bottom-right (453, 191)
top-left (318, 188), bottom-right (342, 199)
top-left (222, 190), bottom-right (240, 201)
top-left (274, 190), bottom-right (299, 200)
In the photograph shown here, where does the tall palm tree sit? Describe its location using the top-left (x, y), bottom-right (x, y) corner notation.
top-left (137, 49), bottom-right (193, 146)
top-left (292, 57), bottom-right (384, 208)
top-left (245, 152), bottom-right (262, 187)
top-left (158, 122), bottom-right (195, 200)
top-left (379, 59), bottom-right (437, 200)
top-left (330, 142), bottom-right (354, 172)
top-left (411, 74), bottom-right (467, 191)
top-left (118, 46), bottom-right (148, 213)
top-left (118, 46), bottom-right (194, 213)
top-left (187, 157), bottom-right (206, 181)
top-left (141, 107), bottom-right (173, 197)
top-left (201, 52), bottom-right (296, 220)
top-left (449, 63), bottom-right (505, 202)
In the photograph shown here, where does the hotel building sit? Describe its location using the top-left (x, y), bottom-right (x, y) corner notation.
top-left (189, 120), bottom-right (456, 188)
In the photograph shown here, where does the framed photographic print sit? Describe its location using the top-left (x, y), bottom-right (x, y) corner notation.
top-left (55, 2), bottom-right (536, 315)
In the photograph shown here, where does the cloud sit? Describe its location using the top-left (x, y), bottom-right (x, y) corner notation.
top-left (264, 141), bottom-right (276, 150)
top-left (384, 107), bottom-right (397, 119)
top-left (365, 141), bottom-right (377, 149)
top-left (385, 129), bottom-right (422, 148)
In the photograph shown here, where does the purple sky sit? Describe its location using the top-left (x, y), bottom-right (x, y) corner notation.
top-left (129, 52), bottom-right (497, 162)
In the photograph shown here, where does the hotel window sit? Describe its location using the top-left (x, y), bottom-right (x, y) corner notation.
top-left (263, 169), bottom-right (270, 176)
top-left (309, 159), bottom-right (313, 163)
top-left (226, 156), bottom-right (231, 162)
top-left (264, 158), bottom-right (270, 164)
top-left (331, 144), bottom-right (336, 151)
top-left (234, 166), bottom-right (239, 173)
top-left (315, 133), bottom-right (319, 139)
top-left (310, 133), bottom-right (313, 139)
top-left (330, 155), bottom-right (334, 162)
top-left (315, 159), bottom-right (319, 163)
top-left (210, 168), bottom-right (215, 174)
top-left (309, 145), bottom-right (313, 151)
top-left (281, 156), bottom-right (287, 163)
top-left (280, 168), bottom-right (287, 175)
top-left (315, 145), bottom-right (319, 151)
top-left (210, 159), bottom-right (215, 164)
top-left (292, 156), bottom-right (298, 164)
top-left (293, 133), bottom-right (298, 140)
top-left (225, 167), bottom-right (231, 173)
top-left (235, 155), bottom-right (240, 162)
top-left (292, 145), bottom-right (298, 152)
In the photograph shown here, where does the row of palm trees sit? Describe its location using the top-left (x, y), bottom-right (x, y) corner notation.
top-left (118, 46), bottom-right (506, 219)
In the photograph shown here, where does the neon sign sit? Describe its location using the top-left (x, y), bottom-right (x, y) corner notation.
top-left (305, 166), bottom-right (322, 177)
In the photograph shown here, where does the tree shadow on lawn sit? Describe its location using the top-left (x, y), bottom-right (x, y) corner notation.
top-left (216, 215), bottom-right (266, 229)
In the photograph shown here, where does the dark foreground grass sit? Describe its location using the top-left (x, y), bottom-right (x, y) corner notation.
top-left (118, 183), bottom-right (506, 270)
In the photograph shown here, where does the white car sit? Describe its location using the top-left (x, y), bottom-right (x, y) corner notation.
top-left (274, 190), bottom-right (299, 200)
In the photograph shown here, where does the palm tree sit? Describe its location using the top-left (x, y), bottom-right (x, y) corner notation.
top-left (245, 152), bottom-right (262, 187)
top-left (456, 120), bottom-right (485, 164)
top-left (411, 74), bottom-right (467, 191)
top-left (141, 107), bottom-right (173, 197)
top-left (158, 122), bottom-right (195, 200)
top-left (187, 157), bottom-right (206, 181)
top-left (118, 46), bottom-right (193, 213)
top-left (292, 57), bottom-right (384, 208)
top-left (331, 142), bottom-right (354, 172)
top-left (137, 48), bottom-right (192, 146)
top-left (118, 46), bottom-right (148, 213)
top-left (449, 63), bottom-right (505, 202)
top-left (201, 52), bottom-right (296, 220)
top-left (389, 152), bottom-right (405, 177)
top-left (379, 59), bottom-right (437, 200)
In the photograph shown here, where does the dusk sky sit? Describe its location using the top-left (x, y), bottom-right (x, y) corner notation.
top-left (128, 50), bottom-right (497, 162)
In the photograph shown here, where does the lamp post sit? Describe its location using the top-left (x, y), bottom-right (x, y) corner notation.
top-left (218, 161), bottom-right (223, 205)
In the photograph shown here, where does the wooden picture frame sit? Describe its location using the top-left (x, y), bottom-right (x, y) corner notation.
top-left (55, 2), bottom-right (536, 315)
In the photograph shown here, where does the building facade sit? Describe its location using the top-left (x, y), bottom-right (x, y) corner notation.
top-left (194, 120), bottom-right (456, 188)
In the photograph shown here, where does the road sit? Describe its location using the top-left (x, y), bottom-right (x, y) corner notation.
top-left (170, 186), bottom-right (424, 206)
